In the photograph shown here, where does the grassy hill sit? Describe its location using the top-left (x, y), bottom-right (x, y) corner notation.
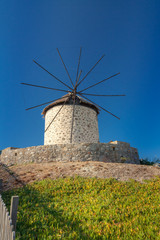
top-left (2, 176), bottom-right (160, 240)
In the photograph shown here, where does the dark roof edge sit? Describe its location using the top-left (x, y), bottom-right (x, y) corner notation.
top-left (42, 94), bottom-right (99, 116)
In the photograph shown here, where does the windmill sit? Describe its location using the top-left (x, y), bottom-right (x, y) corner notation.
top-left (21, 48), bottom-right (125, 145)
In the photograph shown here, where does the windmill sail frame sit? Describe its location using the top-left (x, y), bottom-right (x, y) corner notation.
top-left (21, 48), bottom-right (125, 143)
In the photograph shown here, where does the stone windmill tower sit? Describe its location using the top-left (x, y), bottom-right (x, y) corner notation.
top-left (21, 48), bottom-right (125, 145)
top-left (42, 93), bottom-right (99, 145)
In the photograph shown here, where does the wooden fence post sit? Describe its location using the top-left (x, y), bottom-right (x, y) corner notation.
top-left (0, 179), bottom-right (2, 192)
top-left (10, 196), bottom-right (19, 232)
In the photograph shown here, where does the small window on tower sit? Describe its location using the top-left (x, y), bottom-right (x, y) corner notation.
top-left (113, 147), bottom-right (115, 151)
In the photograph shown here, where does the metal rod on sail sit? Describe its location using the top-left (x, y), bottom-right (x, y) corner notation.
top-left (76, 54), bottom-right (105, 88)
top-left (33, 59), bottom-right (73, 90)
top-left (70, 97), bottom-right (76, 143)
top-left (25, 96), bottom-right (67, 111)
top-left (79, 72), bottom-right (120, 93)
top-left (21, 83), bottom-right (69, 93)
top-left (79, 93), bottom-right (120, 120)
top-left (80, 93), bottom-right (125, 97)
top-left (75, 70), bottom-right (82, 91)
top-left (56, 48), bottom-right (74, 88)
top-left (45, 97), bottom-right (69, 132)
top-left (75, 47), bottom-right (82, 84)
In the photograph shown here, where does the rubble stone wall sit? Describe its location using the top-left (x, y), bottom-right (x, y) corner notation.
top-left (44, 105), bottom-right (99, 145)
top-left (0, 142), bottom-right (140, 166)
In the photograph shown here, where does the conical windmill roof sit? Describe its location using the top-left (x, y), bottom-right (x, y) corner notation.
top-left (42, 93), bottom-right (99, 116)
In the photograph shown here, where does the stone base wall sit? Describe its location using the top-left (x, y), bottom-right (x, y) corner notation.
top-left (0, 141), bottom-right (139, 166)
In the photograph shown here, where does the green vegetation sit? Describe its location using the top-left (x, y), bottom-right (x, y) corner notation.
top-left (2, 177), bottom-right (160, 240)
top-left (140, 158), bottom-right (155, 165)
top-left (140, 157), bottom-right (160, 165)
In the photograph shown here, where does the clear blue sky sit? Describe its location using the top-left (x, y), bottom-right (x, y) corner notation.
top-left (0, 0), bottom-right (160, 160)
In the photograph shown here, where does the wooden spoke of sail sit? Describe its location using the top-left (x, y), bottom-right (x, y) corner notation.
top-left (21, 83), bottom-right (69, 93)
top-left (76, 54), bottom-right (105, 88)
top-left (75, 70), bottom-right (82, 90)
top-left (79, 93), bottom-right (120, 120)
top-left (80, 93), bottom-right (126, 97)
top-left (33, 59), bottom-right (73, 90)
top-left (75, 47), bottom-right (82, 86)
top-left (70, 97), bottom-right (76, 143)
top-left (25, 95), bottom-right (68, 111)
top-left (56, 48), bottom-right (74, 88)
top-left (79, 72), bottom-right (120, 93)
top-left (45, 97), bottom-right (69, 132)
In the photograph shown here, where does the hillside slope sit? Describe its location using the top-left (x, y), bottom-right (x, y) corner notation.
top-left (0, 161), bottom-right (160, 191)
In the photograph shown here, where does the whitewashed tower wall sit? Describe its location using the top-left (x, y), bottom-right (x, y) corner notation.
top-left (44, 105), bottom-right (99, 145)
